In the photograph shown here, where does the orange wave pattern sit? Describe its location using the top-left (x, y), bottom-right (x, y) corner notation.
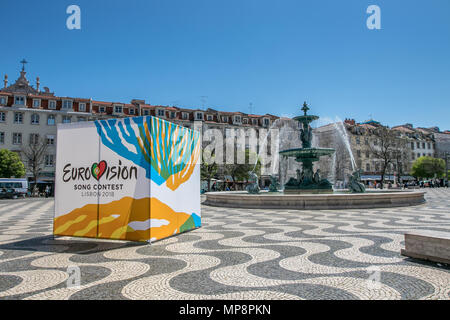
top-left (54, 197), bottom-right (193, 242)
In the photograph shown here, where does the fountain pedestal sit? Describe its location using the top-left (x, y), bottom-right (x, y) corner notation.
top-left (279, 102), bottom-right (335, 194)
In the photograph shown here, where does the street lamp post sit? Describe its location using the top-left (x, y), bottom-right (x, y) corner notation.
top-left (446, 152), bottom-right (449, 187)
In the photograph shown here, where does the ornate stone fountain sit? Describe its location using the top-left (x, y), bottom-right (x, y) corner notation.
top-left (203, 103), bottom-right (425, 209)
top-left (279, 102), bottom-right (335, 194)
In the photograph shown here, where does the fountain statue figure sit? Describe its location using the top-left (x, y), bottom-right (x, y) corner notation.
top-left (246, 171), bottom-right (260, 194)
top-left (279, 102), bottom-right (335, 193)
top-left (268, 175), bottom-right (280, 192)
top-left (348, 169), bottom-right (366, 193)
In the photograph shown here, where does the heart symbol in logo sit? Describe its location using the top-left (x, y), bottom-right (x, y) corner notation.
top-left (91, 160), bottom-right (107, 181)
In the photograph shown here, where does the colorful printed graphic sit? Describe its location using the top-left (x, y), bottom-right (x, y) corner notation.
top-left (94, 116), bottom-right (200, 190)
top-left (54, 116), bottom-right (201, 243)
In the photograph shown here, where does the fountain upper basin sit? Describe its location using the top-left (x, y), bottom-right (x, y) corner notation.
top-left (203, 190), bottom-right (426, 210)
top-left (279, 147), bottom-right (335, 160)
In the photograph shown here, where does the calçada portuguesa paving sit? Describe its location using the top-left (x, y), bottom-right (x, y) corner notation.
top-left (0, 189), bottom-right (449, 300)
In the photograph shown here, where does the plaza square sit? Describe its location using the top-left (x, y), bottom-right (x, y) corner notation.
top-left (0, 189), bottom-right (448, 300)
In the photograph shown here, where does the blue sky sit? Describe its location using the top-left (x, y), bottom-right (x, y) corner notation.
top-left (1, 0), bottom-right (449, 129)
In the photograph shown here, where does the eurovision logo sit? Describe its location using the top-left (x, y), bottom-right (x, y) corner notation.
top-left (63, 160), bottom-right (138, 182)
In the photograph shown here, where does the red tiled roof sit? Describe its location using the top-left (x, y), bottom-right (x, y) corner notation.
top-left (391, 126), bottom-right (415, 133)
top-left (92, 100), bottom-right (112, 106)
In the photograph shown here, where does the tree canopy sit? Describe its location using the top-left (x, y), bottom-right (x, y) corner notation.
top-left (0, 149), bottom-right (26, 178)
top-left (224, 149), bottom-right (261, 183)
top-left (410, 156), bottom-right (445, 179)
top-left (201, 149), bottom-right (218, 191)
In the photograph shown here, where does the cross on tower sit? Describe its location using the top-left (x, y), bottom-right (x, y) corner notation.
top-left (301, 101), bottom-right (310, 115)
top-left (20, 59), bottom-right (28, 71)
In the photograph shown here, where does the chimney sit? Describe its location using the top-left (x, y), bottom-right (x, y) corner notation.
top-left (36, 76), bottom-right (40, 91)
top-left (344, 118), bottom-right (355, 125)
top-left (3, 74), bottom-right (7, 89)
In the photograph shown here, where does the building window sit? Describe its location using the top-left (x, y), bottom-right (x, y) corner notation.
top-left (416, 142), bottom-right (420, 149)
top-left (12, 133), bottom-right (22, 145)
top-left (14, 112), bottom-right (23, 124)
top-left (29, 133), bottom-right (39, 145)
top-left (234, 115), bottom-right (241, 123)
top-left (46, 135), bottom-right (55, 145)
top-left (47, 115), bottom-right (56, 126)
top-left (79, 103), bottom-right (86, 112)
top-left (0, 112), bottom-right (5, 122)
top-left (0, 132), bottom-right (4, 144)
top-left (99, 106), bottom-right (106, 113)
top-left (411, 153), bottom-right (415, 160)
top-left (169, 111), bottom-right (176, 118)
top-left (14, 96), bottom-right (25, 105)
top-left (129, 108), bottom-right (135, 115)
top-left (157, 109), bottom-right (165, 117)
top-left (49, 100), bottom-right (56, 109)
top-left (356, 150), bottom-right (361, 157)
top-left (366, 163), bottom-right (370, 172)
top-left (0, 97), bottom-right (6, 105)
top-left (62, 100), bottom-right (73, 109)
top-left (410, 142), bottom-right (414, 149)
top-left (31, 114), bottom-right (40, 125)
top-left (427, 142), bottom-right (431, 149)
top-left (77, 117), bottom-right (85, 122)
top-left (114, 105), bottom-right (123, 113)
top-left (33, 99), bottom-right (41, 108)
top-left (222, 116), bottom-right (228, 123)
top-left (252, 119), bottom-right (257, 125)
top-left (62, 116), bottom-right (71, 124)
top-left (45, 154), bottom-right (54, 167)
top-left (356, 137), bottom-right (360, 145)
top-left (143, 109), bottom-right (150, 116)
top-left (364, 137), bottom-right (369, 145)
top-left (196, 112), bottom-right (203, 120)
top-left (375, 163), bottom-right (380, 172)
top-left (422, 142), bottom-right (425, 149)
top-left (365, 151), bottom-right (369, 158)
top-left (263, 118), bottom-right (270, 126)
top-left (182, 112), bottom-right (188, 120)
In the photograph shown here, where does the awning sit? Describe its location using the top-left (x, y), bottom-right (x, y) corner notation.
top-left (360, 175), bottom-right (396, 181)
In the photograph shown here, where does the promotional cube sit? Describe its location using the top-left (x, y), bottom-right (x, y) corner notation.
top-left (54, 116), bottom-right (201, 242)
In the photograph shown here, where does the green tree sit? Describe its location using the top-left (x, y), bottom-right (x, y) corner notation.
top-left (201, 149), bottom-right (218, 192)
top-left (411, 156), bottom-right (445, 179)
top-left (224, 149), bottom-right (261, 189)
top-left (0, 149), bottom-right (26, 178)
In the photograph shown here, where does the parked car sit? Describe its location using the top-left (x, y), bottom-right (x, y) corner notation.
top-left (0, 188), bottom-right (20, 199)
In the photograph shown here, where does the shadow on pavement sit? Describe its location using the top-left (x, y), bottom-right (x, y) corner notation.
top-left (0, 235), bottom-right (146, 255)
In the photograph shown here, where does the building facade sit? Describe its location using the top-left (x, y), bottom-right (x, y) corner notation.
top-left (1, 64), bottom-right (281, 189)
top-left (314, 119), bottom-right (440, 185)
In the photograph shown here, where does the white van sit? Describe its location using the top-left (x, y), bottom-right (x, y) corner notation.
top-left (0, 178), bottom-right (28, 197)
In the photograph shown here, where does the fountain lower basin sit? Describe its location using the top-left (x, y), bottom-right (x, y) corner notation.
top-left (203, 190), bottom-right (426, 210)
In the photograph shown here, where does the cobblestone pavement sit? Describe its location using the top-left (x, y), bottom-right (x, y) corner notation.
top-left (0, 189), bottom-right (449, 300)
